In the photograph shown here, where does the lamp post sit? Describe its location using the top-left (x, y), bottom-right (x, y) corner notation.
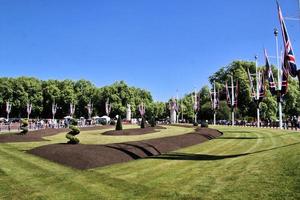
top-left (213, 81), bottom-right (217, 125)
top-left (230, 75), bottom-right (235, 126)
top-left (274, 28), bottom-right (283, 129)
top-left (255, 55), bottom-right (261, 128)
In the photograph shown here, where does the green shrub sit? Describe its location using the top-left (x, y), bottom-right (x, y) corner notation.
top-left (116, 117), bottom-right (123, 130)
top-left (69, 118), bottom-right (78, 126)
top-left (141, 117), bottom-right (145, 129)
top-left (193, 122), bottom-right (198, 126)
top-left (66, 125), bottom-right (80, 144)
top-left (110, 120), bottom-right (116, 125)
top-left (201, 122), bottom-right (208, 128)
top-left (150, 116), bottom-right (156, 127)
top-left (20, 119), bottom-right (29, 135)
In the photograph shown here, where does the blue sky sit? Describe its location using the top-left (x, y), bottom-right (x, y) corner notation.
top-left (0, 0), bottom-right (299, 101)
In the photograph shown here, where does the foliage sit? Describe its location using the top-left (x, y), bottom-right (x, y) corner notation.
top-left (149, 116), bottom-right (156, 127)
top-left (19, 119), bottom-right (29, 135)
top-left (193, 122), bottom-right (198, 126)
top-left (69, 118), bottom-right (78, 126)
top-left (1, 59), bottom-right (300, 122)
top-left (283, 78), bottom-right (300, 118)
top-left (66, 125), bottom-right (80, 144)
top-left (201, 122), bottom-right (208, 128)
top-left (116, 116), bottom-right (123, 130)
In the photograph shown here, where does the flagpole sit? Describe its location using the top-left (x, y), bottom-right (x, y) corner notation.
top-left (194, 88), bottom-right (197, 123)
top-left (274, 28), bottom-right (283, 129)
top-left (231, 75), bottom-right (235, 126)
top-left (213, 81), bottom-right (216, 125)
top-left (176, 89), bottom-right (179, 123)
top-left (255, 55), bottom-right (260, 128)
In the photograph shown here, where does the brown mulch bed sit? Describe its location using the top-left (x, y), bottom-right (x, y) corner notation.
top-left (102, 126), bottom-right (166, 136)
top-left (0, 126), bottom-right (112, 143)
top-left (28, 128), bottom-right (223, 169)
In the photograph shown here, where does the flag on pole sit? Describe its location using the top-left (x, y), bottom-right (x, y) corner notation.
top-left (281, 61), bottom-right (289, 95)
top-left (210, 90), bottom-right (219, 110)
top-left (216, 90), bottom-right (220, 109)
top-left (234, 80), bottom-right (239, 108)
top-left (277, 1), bottom-right (298, 77)
top-left (209, 91), bottom-right (213, 109)
top-left (258, 71), bottom-right (266, 102)
top-left (225, 82), bottom-right (231, 107)
top-left (264, 49), bottom-right (277, 95)
top-left (247, 68), bottom-right (255, 97)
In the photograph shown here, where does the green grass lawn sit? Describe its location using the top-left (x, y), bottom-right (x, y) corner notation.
top-left (0, 125), bottom-right (300, 199)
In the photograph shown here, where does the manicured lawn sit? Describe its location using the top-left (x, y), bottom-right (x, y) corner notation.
top-left (0, 125), bottom-right (300, 199)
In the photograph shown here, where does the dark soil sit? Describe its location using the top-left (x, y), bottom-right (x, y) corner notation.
top-left (0, 125), bottom-right (112, 143)
top-left (28, 128), bottom-right (222, 169)
top-left (103, 126), bottom-right (166, 136)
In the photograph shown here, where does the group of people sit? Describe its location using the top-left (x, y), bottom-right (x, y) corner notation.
top-left (0, 118), bottom-right (100, 132)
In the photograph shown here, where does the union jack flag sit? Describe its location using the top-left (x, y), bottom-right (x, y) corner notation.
top-left (264, 49), bottom-right (277, 95)
top-left (281, 60), bottom-right (289, 95)
top-left (209, 90), bottom-right (219, 110)
top-left (277, 1), bottom-right (298, 77)
top-left (258, 72), bottom-right (265, 102)
top-left (192, 92), bottom-right (200, 112)
top-left (225, 80), bottom-right (238, 108)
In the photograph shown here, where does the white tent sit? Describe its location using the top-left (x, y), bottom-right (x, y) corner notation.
top-left (64, 116), bottom-right (72, 119)
top-left (100, 115), bottom-right (110, 120)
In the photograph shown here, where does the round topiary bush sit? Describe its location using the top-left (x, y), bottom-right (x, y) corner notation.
top-left (193, 122), bottom-right (199, 126)
top-left (20, 119), bottom-right (29, 135)
top-left (116, 117), bottom-right (123, 130)
top-left (201, 122), bottom-right (208, 128)
top-left (66, 125), bottom-right (80, 144)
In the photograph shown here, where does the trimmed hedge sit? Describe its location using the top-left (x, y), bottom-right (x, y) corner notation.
top-left (20, 119), bottom-right (29, 135)
top-left (116, 117), bottom-right (123, 130)
top-left (201, 122), bottom-right (208, 128)
top-left (66, 125), bottom-right (80, 144)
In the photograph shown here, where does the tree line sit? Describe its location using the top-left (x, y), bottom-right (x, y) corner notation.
top-left (0, 78), bottom-right (167, 120)
top-left (1, 60), bottom-right (299, 122)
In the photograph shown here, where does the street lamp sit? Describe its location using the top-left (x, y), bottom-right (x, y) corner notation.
top-left (274, 27), bottom-right (283, 129)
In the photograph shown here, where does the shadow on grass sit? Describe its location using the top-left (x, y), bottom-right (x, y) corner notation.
top-left (223, 131), bottom-right (254, 134)
top-left (147, 141), bottom-right (300, 161)
top-left (216, 136), bottom-right (260, 140)
top-left (217, 132), bottom-right (300, 140)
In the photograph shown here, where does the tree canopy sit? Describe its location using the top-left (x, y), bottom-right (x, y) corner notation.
top-left (1, 60), bottom-right (299, 122)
